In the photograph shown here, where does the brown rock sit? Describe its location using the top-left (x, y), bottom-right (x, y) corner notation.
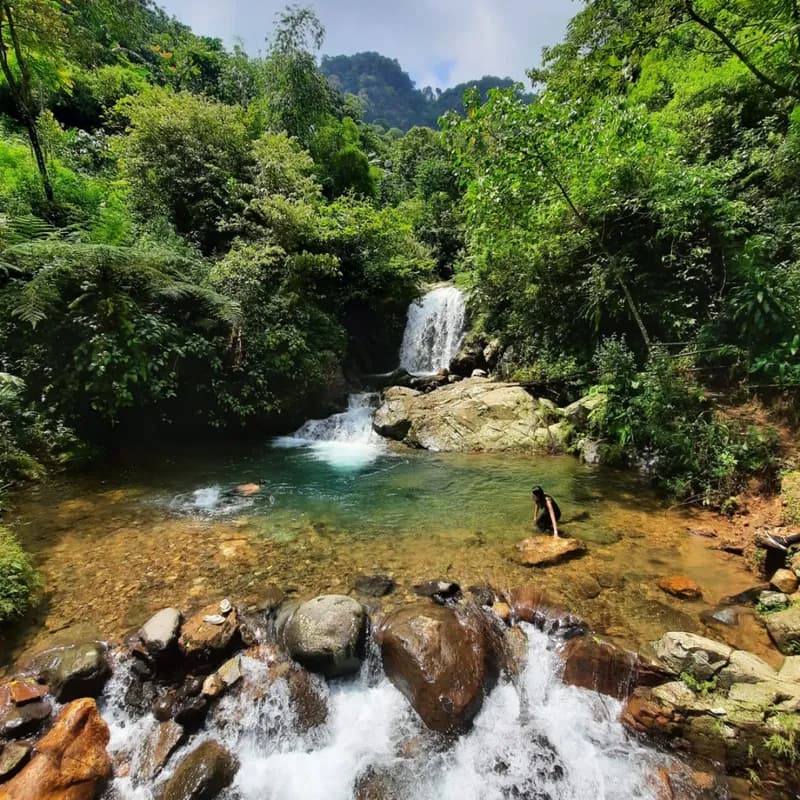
top-left (0, 698), bottom-right (111, 800)
top-left (201, 674), bottom-right (225, 699)
top-left (771, 568), bottom-right (799, 595)
top-left (657, 576), bottom-right (703, 600)
top-left (140, 721), bottom-right (186, 780)
top-left (559, 636), bottom-right (672, 700)
top-left (491, 602), bottom-right (511, 623)
top-left (515, 536), bottom-right (586, 567)
top-left (377, 602), bottom-right (504, 734)
top-left (7, 680), bottom-right (48, 706)
top-left (508, 585), bottom-right (586, 638)
top-left (0, 700), bottom-right (52, 740)
top-left (161, 740), bottom-right (237, 800)
top-left (178, 604), bottom-right (239, 661)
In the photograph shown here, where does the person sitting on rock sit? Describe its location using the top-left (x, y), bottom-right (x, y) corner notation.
top-left (532, 485), bottom-right (561, 538)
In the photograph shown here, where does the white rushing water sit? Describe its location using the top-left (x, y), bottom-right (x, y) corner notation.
top-left (274, 392), bottom-right (385, 469)
top-left (102, 627), bottom-right (665, 800)
top-left (399, 286), bottom-right (467, 375)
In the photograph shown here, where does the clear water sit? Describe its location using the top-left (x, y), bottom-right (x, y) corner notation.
top-left (101, 627), bottom-right (666, 800)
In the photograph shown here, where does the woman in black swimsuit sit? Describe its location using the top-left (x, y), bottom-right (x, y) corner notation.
top-left (532, 485), bottom-right (561, 537)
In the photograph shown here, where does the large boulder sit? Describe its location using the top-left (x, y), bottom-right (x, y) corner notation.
top-left (765, 604), bottom-right (800, 654)
top-left (0, 698), bottom-right (111, 800)
top-left (373, 379), bottom-right (566, 453)
top-left (514, 537), bottom-right (586, 567)
top-left (377, 602), bottom-right (504, 734)
top-left (178, 603), bottom-right (239, 662)
top-left (161, 740), bottom-right (237, 800)
top-left (281, 595), bottom-right (366, 678)
top-left (25, 643), bottom-right (110, 702)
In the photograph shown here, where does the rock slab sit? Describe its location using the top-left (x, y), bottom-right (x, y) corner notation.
top-left (515, 537), bottom-right (586, 567)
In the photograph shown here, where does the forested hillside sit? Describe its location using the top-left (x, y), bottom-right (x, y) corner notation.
top-left (1, 0), bottom-right (799, 514)
top-left (320, 52), bottom-right (531, 129)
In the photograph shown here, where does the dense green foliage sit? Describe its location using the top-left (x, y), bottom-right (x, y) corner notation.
top-left (0, 525), bottom-right (40, 624)
top-left (320, 51), bottom-right (533, 130)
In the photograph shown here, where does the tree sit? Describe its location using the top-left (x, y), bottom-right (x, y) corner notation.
top-left (0, 0), bottom-right (70, 201)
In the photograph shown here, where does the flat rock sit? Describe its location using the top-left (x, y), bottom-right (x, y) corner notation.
top-left (765, 604), bottom-right (800, 654)
top-left (657, 576), bottom-right (702, 600)
top-left (718, 650), bottom-right (778, 689)
top-left (178, 604), bottom-right (239, 661)
top-left (140, 720), bottom-right (186, 780)
top-left (138, 608), bottom-right (182, 655)
top-left (515, 536), bottom-right (586, 567)
top-left (282, 595), bottom-right (366, 678)
top-left (653, 632), bottom-right (733, 681)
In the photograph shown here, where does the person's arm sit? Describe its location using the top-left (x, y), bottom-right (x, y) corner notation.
top-left (545, 497), bottom-right (559, 538)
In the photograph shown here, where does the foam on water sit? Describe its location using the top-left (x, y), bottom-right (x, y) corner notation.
top-left (399, 286), bottom-right (467, 375)
top-left (102, 627), bottom-right (665, 800)
top-left (274, 393), bottom-right (385, 469)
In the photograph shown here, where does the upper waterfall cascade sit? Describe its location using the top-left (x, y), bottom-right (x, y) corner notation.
top-left (398, 286), bottom-right (467, 375)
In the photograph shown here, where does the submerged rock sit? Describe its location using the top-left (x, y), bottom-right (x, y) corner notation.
top-left (377, 602), bottom-right (504, 734)
top-left (0, 698), bottom-right (111, 800)
top-left (352, 574), bottom-right (396, 598)
top-left (412, 580), bottom-right (461, 604)
top-left (140, 720), bottom-right (186, 780)
top-left (161, 740), bottom-right (237, 800)
top-left (25, 642), bottom-right (111, 702)
top-left (514, 536), bottom-right (586, 567)
top-left (0, 700), bottom-right (51, 740)
top-left (281, 595), bottom-right (366, 678)
top-left (509, 584), bottom-right (586, 639)
top-left (657, 576), bottom-right (702, 600)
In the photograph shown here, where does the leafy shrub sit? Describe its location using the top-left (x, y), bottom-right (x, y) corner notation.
top-left (589, 339), bottom-right (779, 506)
top-left (0, 526), bottom-right (40, 625)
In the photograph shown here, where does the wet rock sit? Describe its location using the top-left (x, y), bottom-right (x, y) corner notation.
top-left (178, 604), bottom-right (239, 662)
top-left (720, 583), bottom-right (770, 606)
top-left (765, 604), bottom-right (800, 654)
top-left (0, 698), bottom-right (111, 800)
top-left (657, 576), bottom-right (702, 600)
top-left (491, 602), bottom-right (511, 623)
top-left (162, 740), bottom-right (237, 800)
top-left (467, 584), bottom-right (497, 607)
top-left (353, 574), bottom-right (395, 598)
top-left (353, 767), bottom-right (399, 800)
top-left (201, 674), bottom-right (225, 699)
top-left (0, 700), bottom-right (52, 739)
top-left (377, 602), bottom-right (504, 734)
top-left (140, 720), bottom-right (186, 780)
top-left (138, 608), bottom-right (182, 657)
top-left (771, 568), bottom-right (799, 595)
top-left (152, 694), bottom-right (176, 723)
top-left (0, 742), bottom-right (30, 781)
top-left (560, 636), bottom-right (673, 699)
top-left (515, 536), bottom-right (586, 567)
top-left (282, 595), bottom-right (366, 678)
top-left (448, 343), bottom-right (486, 378)
top-left (653, 632), bottom-right (732, 682)
top-left (509, 584), bottom-right (586, 639)
top-left (217, 656), bottom-right (242, 687)
top-left (412, 580), bottom-right (461, 604)
top-left (5, 679), bottom-right (47, 706)
top-left (172, 695), bottom-right (209, 730)
top-left (25, 642), bottom-right (111, 702)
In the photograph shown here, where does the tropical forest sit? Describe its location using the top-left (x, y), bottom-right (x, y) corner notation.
top-left (1, 1), bottom-right (800, 798)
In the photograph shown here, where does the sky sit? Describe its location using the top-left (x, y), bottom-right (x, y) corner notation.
top-left (157, 0), bottom-right (581, 89)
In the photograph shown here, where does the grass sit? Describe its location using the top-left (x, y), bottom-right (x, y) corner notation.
top-left (0, 525), bottom-right (40, 624)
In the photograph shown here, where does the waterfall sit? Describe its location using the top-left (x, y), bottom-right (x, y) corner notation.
top-left (399, 286), bottom-right (467, 375)
top-left (102, 627), bottom-right (666, 800)
top-left (274, 393), bottom-right (384, 468)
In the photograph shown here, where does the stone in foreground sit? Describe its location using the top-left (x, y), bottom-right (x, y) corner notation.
top-left (178, 604), bottom-right (239, 661)
top-left (0, 698), bottom-right (111, 800)
top-left (138, 608), bottom-right (182, 656)
top-left (161, 740), bottom-right (237, 800)
top-left (377, 602), bottom-right (504, 734)
top-left (515, 536), bottom-right (586, 567)
top-left (25, 643), bottom-right (111, 702)
top-left (281, 595), bottom-right (366, 678)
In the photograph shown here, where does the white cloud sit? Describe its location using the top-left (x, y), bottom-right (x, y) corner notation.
top-left (158, 0), bottom-right (580, 89)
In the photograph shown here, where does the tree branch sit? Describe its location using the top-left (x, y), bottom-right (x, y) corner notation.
top-left (684, 0), bottom-right (800, 100)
